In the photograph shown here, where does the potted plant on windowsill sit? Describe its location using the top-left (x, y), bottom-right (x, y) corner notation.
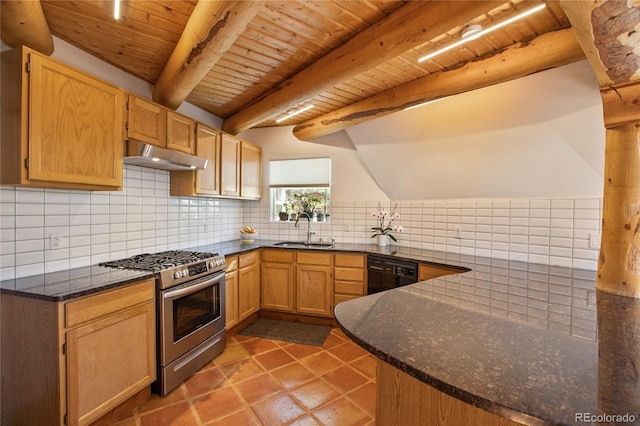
top-left (371, 203), bottom-right (404, 246)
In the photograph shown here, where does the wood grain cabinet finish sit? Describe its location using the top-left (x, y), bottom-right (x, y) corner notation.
top-left (1, 46), bottom-right (124, 190)
top-left (224, 256), bottom-right (239, 330)
top-left (0, 279), bottom-right (155, 426)
top-left (240, 140), bottom-right (262, 199)
top-left (296, 252), bottom-right (333, 317)
top-left (377, 360), bottom-right (521, 426)
top-left (261, 250), bottom-right (295, 312)
top-left (238, 251), bottom-right (260, 321)
top-left (166, 110), bottom-right (195, 154)
top-left (126, 94), bottom-right (166, 147)
top-left (334, 253), bottom-right (366, 306)
top-left (220, 133), bottom-right (241, 197)
top-left (418, 264), bottom-right (462, 281)
top-left (170, 123), bottom-right (221, 196)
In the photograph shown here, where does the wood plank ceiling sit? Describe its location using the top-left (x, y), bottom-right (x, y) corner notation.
top-left (17, 1), bottom-right (581, 139)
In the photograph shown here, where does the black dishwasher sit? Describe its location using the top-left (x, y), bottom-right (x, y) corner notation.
top-left (367, 255), bottom-right (418, 294)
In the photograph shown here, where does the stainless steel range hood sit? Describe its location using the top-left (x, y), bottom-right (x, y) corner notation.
top-left (124, 140), bottom-right (208, 171)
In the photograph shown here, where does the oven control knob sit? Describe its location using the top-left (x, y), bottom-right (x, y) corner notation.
top-left (209, 261), bottom-right (215, 269)
top-left (181, 269), bottom-right (188, 278)
top-left (173, 271), bottom-right (181, 279)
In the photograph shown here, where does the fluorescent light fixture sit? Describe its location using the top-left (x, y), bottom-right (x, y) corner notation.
top-left (276, 104), bottom-right (314, 123)
top-left (113, 0), bottom-right (120, 20)
top-left (418, 3), bottom-right (546, 63)
top-left (404, 96), bottom-right (449, 111)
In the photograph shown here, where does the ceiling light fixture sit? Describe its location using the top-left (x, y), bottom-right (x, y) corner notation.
top-left (417, 3), bottom-right (546, 63)
top-left (276, 104), bottom-right (314, 123)
top-left (113, 0), bottom-right (121, 20)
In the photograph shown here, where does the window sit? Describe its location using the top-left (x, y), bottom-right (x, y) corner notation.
top-left (269, 158), bottom-right (331, 222)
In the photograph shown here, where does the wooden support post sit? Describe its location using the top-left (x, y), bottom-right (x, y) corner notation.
top-left (0, 0), bottom-right (54, 55)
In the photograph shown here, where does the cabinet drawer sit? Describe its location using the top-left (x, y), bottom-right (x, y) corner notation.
top-left (335, 254), bottom-right (364, 268)
top-left (65, 279), bottom-right (155, 328)
top-left (297, 251), bottom-right (331, 265)
top-left (334, 267), bottom-right (364, 282)
top-left (335, 293), bottom-right (360, 305)
top-left (239, 251), bottom-right (258, 268)
top-left (225, 255), bottom-right (239, 272)
top-left (262, 250), bottom-right (295, 263)
top-left (335, 280), bottom-right (365, 295)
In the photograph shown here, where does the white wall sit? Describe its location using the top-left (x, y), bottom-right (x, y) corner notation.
top-left (345, 60), bottom-right (605, 200)
top-left (240, 126), bottom-right (388, 202)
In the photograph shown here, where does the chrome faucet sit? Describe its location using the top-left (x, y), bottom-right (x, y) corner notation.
top-left (295, 212), bottom-right (315, 244)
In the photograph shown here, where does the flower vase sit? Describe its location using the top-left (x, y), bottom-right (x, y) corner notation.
top-left (377, 234), bottom-right (389, 247)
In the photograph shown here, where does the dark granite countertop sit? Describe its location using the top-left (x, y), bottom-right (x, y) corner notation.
top-left (0, 265), bottom-right (154, 301)
top-left (2, 239), bottom-right (638, 424)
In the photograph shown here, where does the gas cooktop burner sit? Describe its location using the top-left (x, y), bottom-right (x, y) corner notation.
top-left (100, 250), bottom-right (219, 272)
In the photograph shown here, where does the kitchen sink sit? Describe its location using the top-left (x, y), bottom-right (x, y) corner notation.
top-left (274, 241), bottom-right (334, 249)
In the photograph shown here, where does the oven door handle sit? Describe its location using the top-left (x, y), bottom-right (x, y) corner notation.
top-left (162, 272), bottom-right (224, 300)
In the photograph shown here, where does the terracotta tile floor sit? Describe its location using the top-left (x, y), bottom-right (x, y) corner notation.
top-left (115, 327), bottom-right (377, 425)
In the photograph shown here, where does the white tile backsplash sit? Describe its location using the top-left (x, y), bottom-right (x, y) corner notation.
top-left (0, 166), bottom-right (603, 279)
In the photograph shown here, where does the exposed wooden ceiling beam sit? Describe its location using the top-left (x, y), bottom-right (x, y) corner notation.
top-left (293, 28), bottom-right (585, 141)
top-left (221, 1), bottom-right (503, 135)
top-left (0, 0), bottom-right (54, 55)
top-left (152, 0), bottom-right (264, 110)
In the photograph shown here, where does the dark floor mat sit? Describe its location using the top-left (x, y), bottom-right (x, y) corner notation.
top-left (238, 318), bottom-right (331, 346)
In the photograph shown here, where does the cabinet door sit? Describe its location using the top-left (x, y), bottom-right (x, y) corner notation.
top-left (225, 269), bottom-right (239, 329)
top-left (28, 52), bottom-right (124, 188)
top-left (166, 110), bottom-right (195, 154)
top-left (195, 123), bottom-right (221, 195)
top-left (297, 264), bottom-right (332, 317)
top-left (239, 264), bottom-right (260, 321)
top-left (220, 133), bottom-right (241, 197)
top-left (261, 262), bottom-right (294, 312)
top-left (66, 301), bottom-right (155, 426)
top-left (127, 94), bottom-right (166, 147)
top-left (240, 141), bottom-right (261, 199)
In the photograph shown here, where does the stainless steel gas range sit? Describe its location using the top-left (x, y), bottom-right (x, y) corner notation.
top-left (101, 250), bottom-right (226, 395)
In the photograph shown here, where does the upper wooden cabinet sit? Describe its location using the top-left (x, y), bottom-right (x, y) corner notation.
top-left (126, 94), bottom-right (195, 155)
top-left (1, 46), bottom-right (124, 190)
top-left (166, 110), bottom-right (195, 154)
top-left (220, 133), bottom-right (241, 197)
top-left (170, 123), bottom-right (221, 196)
top-left (126, 94), bottom-right (166, 147)
top-left (241, 140), bottom-right (262, 199)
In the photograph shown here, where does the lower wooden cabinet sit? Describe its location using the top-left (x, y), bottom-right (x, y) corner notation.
top-left (224, 255), bottom-right (239, 329)
top-left (238, 251), bottom-right (260, 321)
top-left (334, 253), bottom-right (366, 306)
top-left (296, 252), bottom-right (332, 317)
top-left (261, 250), bottom-right (295, 312)
top-left (1, 279), bottom-right (155, 426)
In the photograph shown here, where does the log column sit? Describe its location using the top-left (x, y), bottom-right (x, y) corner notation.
top-left (598, 85), bottom-right (640, 298)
